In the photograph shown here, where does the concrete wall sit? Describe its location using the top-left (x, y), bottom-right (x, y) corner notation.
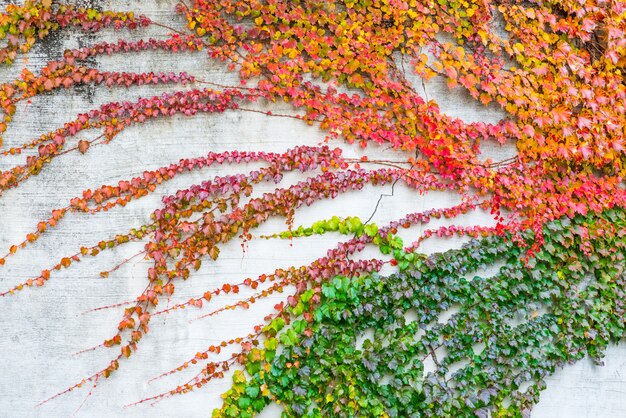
top-left (0, 1), bottom-right (624, 417)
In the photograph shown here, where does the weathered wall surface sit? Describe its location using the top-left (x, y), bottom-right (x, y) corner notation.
top-left (0, 2), bottom-right (624, 417)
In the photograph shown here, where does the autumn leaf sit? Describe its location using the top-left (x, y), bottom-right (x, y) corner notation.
top-left (78, 140), bottom-right (90, 154)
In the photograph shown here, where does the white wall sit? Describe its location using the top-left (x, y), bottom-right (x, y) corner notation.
top-left (0, 1), bottom-right (624, 417)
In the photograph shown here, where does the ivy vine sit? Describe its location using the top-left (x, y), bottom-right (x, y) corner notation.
top-left (0, 0), bottom-right (625, 417)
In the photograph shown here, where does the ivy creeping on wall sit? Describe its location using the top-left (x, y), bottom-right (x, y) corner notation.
top-left (1, 0), bottom-right (625, 417)
top-left (218, 210), bottom-right (626, 417)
